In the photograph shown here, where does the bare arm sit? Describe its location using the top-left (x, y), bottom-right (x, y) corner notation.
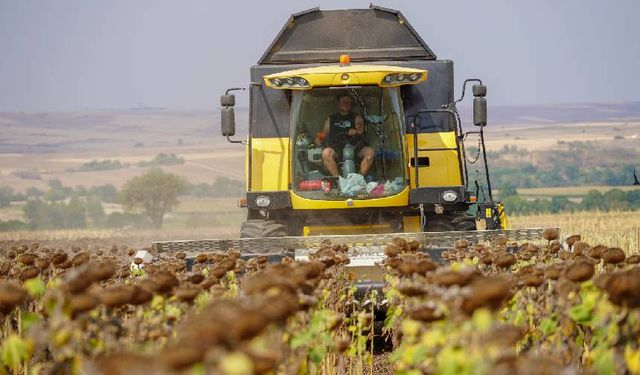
top-left (354, 115), bottom-right (364, 134)
top-left (349, 115), bottom-right (365, 136)
top-left (316, 117), bottom-right (330, 145)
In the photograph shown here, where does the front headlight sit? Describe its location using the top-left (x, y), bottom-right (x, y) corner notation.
top-left (255, 196), bottom-right (271, 207)
top-left (442, 190), bottom-right (458, 202)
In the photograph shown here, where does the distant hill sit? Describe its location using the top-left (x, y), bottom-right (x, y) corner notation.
top-left (457, 101), bottom-right (640, 126)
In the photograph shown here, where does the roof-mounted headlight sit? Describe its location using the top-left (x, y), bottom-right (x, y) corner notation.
top-left (269, 76), bottom-right (309, 88)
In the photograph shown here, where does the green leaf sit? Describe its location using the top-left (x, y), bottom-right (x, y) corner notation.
top-left (514, 310), bottom-right (527, 326)
top-left (309, 345), bottom-right (326, 364)
top-left (395, 371), bottom-right (422, 375)
top-left (436, 347), bottom-right (465, 375)
top-left (593, 347), bottom-right (615, 375)
top-left (384, 305), bottom-right (403, 329)
top-left (24, 278), bottom-right (46, 298)
top-left (540, 315), bottom-right (557, 336)
top-left (151, 295), bottom-right (165, 310)
top-left (20, 312), bottom-right (41, 333)
top-left (472, 308), bottom-right (493, 332)
top-left (420, 328), bottom-right (446, 349)
top-left (1, 335), bottom-right (32, 372)
top-left (195, 291), bottom-right (212, 309)
top-left (411, 345), bottom-right (429, 366)
top-left (290, 330), bottom-right (313, 349)
top-left (166, 304), bottom-right (182, 320)
top-left (401, 319), bottom-right (421, 340)
top-left (569, 304), bottom-right (592, 324)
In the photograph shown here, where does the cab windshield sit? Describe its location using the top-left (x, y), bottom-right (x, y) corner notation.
top-left (290, 86), bottom-right (406, 200)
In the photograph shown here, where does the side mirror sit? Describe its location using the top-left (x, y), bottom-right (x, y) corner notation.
top-left (472, 84), bottom-right (487, 126)
top-left (472, 84), bottom-right (487, 98)
top-left (473, 97), bottom-right (487, 126)
top-left (221, 94), bottom-right (236, 137)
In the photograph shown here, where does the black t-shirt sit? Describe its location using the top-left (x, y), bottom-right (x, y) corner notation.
top-left (327, 112), bottom-right (364, 149)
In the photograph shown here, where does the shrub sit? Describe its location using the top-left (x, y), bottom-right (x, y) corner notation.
top-left (11, 169), bottom-right (41, 180)
top-left (23, 198), bottom-right (86, 230)
top-left (77, 159), bottom-right (124, 172)
top-left (0, 220), bottom-right (28, 231)
top-left (137, 153), bottom-right (184, 167)
top-left (104, 212), bottom-right (150, 229)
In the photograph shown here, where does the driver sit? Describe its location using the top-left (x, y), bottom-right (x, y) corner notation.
top-left (315, 94), bottom-right (374, 177)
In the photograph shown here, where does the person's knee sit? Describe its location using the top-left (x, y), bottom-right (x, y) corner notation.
top-left (322, 147), bottom-right (336, 161)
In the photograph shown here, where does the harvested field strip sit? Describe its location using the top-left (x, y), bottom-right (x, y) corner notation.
top-left (517, 185), bottom-right (640, 197)
top-left (511, 211), bottom-right (640, 253)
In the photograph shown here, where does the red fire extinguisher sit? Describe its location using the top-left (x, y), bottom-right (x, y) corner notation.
top-left (298, 180), bottom-right (331, 193)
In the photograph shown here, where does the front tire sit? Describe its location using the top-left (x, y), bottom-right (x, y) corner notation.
top-left (451, 214), bottom-right (477, 231)
top-left (424, 217), bottom-right (455, 232)
top-left (423, 213), bottom-right (477, 232)
top-left (240, 219), bottom-right (288, 238)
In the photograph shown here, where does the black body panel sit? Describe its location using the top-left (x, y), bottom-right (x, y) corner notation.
top-left (259, 6), bottom-right (436, 64)
top-left (246, 191), bottom-right (292, 210)
top-left (408, 186), bottom-right (466, 205)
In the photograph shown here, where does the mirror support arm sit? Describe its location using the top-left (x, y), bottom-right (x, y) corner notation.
top-left (226, 135), bottom-right (244, 144)
top-left (222, 87), bottom-right (246, 144)
top-left (479, 126), bottom-right (493, 202)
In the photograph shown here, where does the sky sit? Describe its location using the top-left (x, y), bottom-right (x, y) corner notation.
top-left (0, 0), bottom-right (639, 111)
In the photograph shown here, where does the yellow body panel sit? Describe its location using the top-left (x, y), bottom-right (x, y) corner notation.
top-left (290, 187), bottom-right (409, 210)
top-left (402, 216), bottom-right (421, 233)
top-left (264, 64), bottom-right (427, 89)
top-left (249, 138), bottom-right (290, 191)
top-left (406, 131), bottom-right (462, 188)
top-left (303, 224), bottom-right (394, 236)
top-left (498, 202), bottom-right (510, 229)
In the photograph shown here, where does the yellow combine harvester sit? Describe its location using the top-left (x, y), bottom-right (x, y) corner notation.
top-left (154, 6), bottom-right (544, 263)
top-left (222, 6), bottom-right (505, 238)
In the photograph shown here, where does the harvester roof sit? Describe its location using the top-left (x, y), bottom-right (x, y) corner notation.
top-left (258, 5), bottom-right (437, 65)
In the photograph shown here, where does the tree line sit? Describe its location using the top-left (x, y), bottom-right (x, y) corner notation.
top-left (484, 142), bottom-right (639, 188)
top-left (0, 170), bottom-right (244, 231)
top-left (499, 187), bottom-right (640, 215)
